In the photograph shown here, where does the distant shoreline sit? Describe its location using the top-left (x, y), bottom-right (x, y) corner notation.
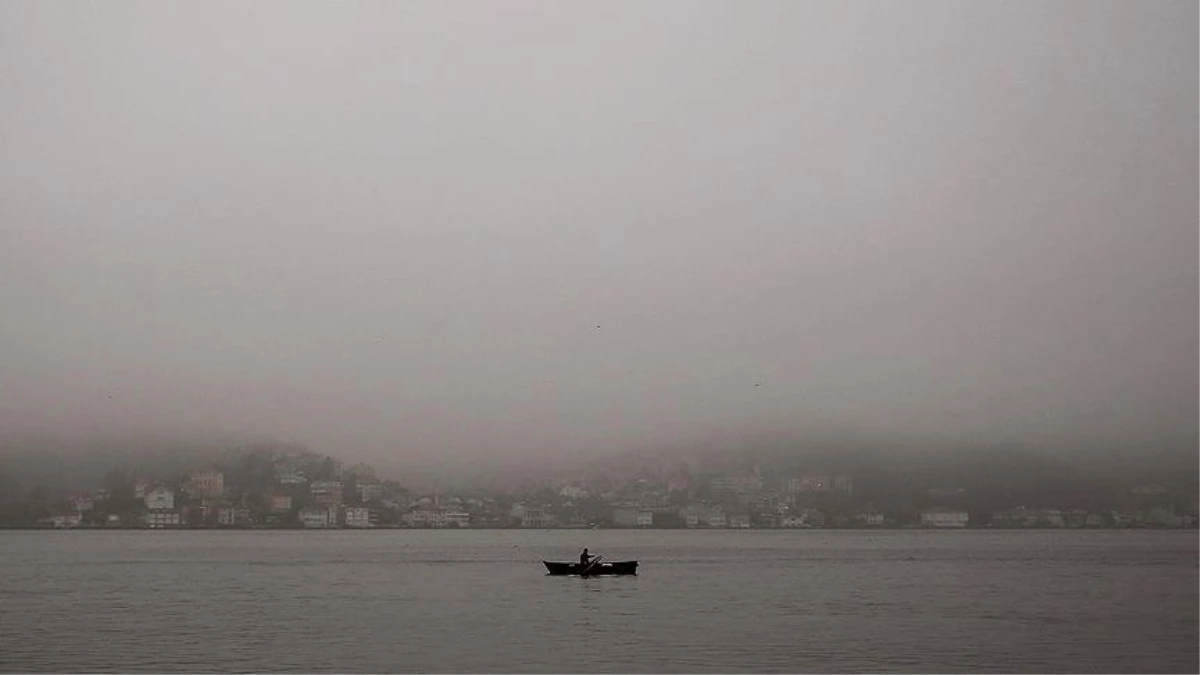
top-left (2, 525), bottom-right (1196, 532)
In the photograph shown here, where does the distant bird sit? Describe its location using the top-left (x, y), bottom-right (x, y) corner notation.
top-left (595, 325), bottom-right (601, 329)
top-left (755, 383), bottom-right (762, 387)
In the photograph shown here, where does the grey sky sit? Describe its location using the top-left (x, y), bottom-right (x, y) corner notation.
top-left (1, 1), bottom-right (1195, 472)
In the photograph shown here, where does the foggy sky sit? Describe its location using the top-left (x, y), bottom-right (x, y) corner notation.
top-left (1, 1), bottom-right (1196, 473)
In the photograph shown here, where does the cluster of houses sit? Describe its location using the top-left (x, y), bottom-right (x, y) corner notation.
top-left (42, 458), bottom-right (481, 529)
top-left (31, 454), bottom-right (1198, 530)
top-left (507, 468), bottom-right (1196, 530)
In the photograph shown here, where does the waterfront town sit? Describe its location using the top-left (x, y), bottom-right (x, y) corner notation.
top-left (2, 445), bottom-right (1196, 531)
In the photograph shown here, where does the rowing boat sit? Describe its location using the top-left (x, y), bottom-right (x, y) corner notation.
top-left (542, 560), bottom-right (638, 576)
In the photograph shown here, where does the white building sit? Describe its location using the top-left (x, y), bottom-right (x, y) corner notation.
top-left (51, 514), bottom-right (83, 528)
top-left (441, 511), bottom-right (471, 528)
top-left (635, 510), bottom-right (654, 527)
top-left (920, 508), bottom-right (969, 528)
top-left (405, 509), bottom-right (470, 528)
top-left (520, 509), bottom-right (554, 528)
top-left (144, 487), bottom-right (174, 511)
top-left (145, 511), bottom-right (181, 529)
top-left (300, 507), bottom-right (340, 528)
top-left (344, 507), bottom-right (374, 528)
top-left (215, 508), bottom-right (249, 526)
top-left (855, 512), bottom-right (885, 526)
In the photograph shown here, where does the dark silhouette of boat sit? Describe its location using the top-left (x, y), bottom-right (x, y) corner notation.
top-left (543, 560), bottom-right (638, 576)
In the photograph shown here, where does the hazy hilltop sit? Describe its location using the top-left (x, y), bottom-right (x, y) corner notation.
top-left (0, 434), bottom-right (289, 496)
top-left (3, 429), bottom-right (1193, 511)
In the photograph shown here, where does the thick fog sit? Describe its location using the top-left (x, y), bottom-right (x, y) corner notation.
top-left (1, 1), bottom-right (1195, 474)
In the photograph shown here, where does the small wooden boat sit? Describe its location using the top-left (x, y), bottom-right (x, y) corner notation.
top-left (543, 560), bottom-right (638, 576)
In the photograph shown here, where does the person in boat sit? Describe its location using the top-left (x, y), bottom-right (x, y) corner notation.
top-left (579, 548), bottom-right (593, 567)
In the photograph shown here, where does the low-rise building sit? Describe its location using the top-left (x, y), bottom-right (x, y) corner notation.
top-left (144, 487), bottom-right (174, 511)
top-left (300, 507), bottom-right (340, 528)
top-left (521, 509), bottom-right (555, 528)
top-left (51, 513), bottom-right (83, 528)
top-left (344, 507), bottom-right (374, 528)
top-left (920, 507), bottom-right (969, 528)
top-left (853, 511), bottom-right (885, 526)
top-left (215, 507), bottom-right (250, 526)
top-left (405, 509), bottom-right (471, 528)
top-left (145, 511), bottom-right (181, 529)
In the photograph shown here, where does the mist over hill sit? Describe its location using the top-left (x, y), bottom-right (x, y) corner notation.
top-left (2, 427), bottom-right (1194, 510)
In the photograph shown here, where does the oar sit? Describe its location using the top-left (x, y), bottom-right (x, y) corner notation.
top-left (580, 555), bottom-right (603, 577)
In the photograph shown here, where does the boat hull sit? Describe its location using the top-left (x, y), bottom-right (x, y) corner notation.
top-left (543, 560), bottom-right (638, 576)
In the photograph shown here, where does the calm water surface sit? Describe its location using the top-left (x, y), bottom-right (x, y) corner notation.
top-left (0, 530), bottom-right (1196, 673)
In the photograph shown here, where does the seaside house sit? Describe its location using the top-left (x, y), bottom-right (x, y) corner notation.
top-left (300, 507), bottom-right (340, 528)
top-left (144, 487), bottom-right (175, 511)
top-left (344, 507), bottom-right (374, 528)
top-left (920, 507), bottom-right (969, 528)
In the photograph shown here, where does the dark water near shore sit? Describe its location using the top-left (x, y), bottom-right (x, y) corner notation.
top-left (1, 530), bottom-right (1196, 673)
